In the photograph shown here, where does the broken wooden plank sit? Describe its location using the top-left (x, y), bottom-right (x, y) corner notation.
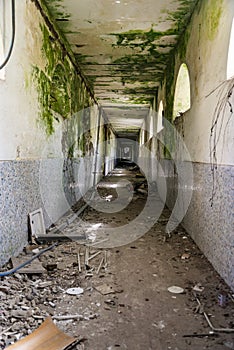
top-left (88, 251), bottom-right (101, 261)
top-left (96, 257), bottom-right (104, 274)
top-left (85, 247), bottom-right (89, 265)
top-left (77, 251), bottom-right (81, 272)
top-left (52, 314), bottom-right (83, 321)
top-left (11, 257), bottom-right (46, 274)
top-left (5, 317), bottom-right (78, 350)
top-left (104, 250), bottom-right (107, 268)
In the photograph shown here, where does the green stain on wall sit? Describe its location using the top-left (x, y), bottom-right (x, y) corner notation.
top-left (205, 0), bottom-right (223, 41)
top-left (158, 0), bottom-right (198, 157)
top-left (33, 66), bottom-right (55, 135)
top-left (164, 54), bottom-right (176, 123)
top-left (177, 27), bottom-right (190, 60)
top-left (33, 24), bottom-right (91, 136)
top-left (160, 0), bottom-right (197, 122)
top-left (161, 0), bottom-right (222, 126)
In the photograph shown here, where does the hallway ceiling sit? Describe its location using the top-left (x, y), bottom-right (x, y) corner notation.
top-left (44, 0), bottom-right (197, 134)
top-left (102, 103), bottom-right (150, 138)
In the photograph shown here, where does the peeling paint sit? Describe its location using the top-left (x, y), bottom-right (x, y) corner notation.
top-left (41, 0), bottom-right (200, 104)
top-left (112, 28), bottom-right (177, 50)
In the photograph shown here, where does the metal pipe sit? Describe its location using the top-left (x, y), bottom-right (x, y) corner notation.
top-left (196, 297), bottom-right (234, 333)
top-left (203, 311), bottom-right (234, 333)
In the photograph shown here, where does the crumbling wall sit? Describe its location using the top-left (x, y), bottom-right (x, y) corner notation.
top-left (155, 0), bottom-right (234, 290)
top-left (0, 1), bottom-right (102, 266)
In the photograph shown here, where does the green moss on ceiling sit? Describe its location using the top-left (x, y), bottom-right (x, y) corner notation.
top-left (43, 0), bottom-right (70, 20)
top-left (107, 1), bottom-right (198, 104)
top-left (112, 28), bottom-right (177, 49)
top-left (112, 51), bottom-right (170, 66)
top-left (42, 0), bottom-right (199, 107)
top-left (161, 0), bottom-right (199, 27)
top-left (109, 16), bottom-right (192, 95)
top-left (74, 53), bottom-right (92, 64)
top-left (112, 53), bottom-right (168, 80)
top-left (124, 86), bottom-right (158, 96)
top-left (95, 83), bottom-right (110, 87)
top-left (130, 96), bottom-right (153, 104)
top-left (163, 2), bottom-right (196, 30)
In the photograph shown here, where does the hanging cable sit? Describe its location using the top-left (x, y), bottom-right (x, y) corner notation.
top-left (0, 0), bottom-right (15, 70)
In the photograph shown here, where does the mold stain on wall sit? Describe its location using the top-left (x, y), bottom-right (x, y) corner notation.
top-left (27, 0), bottom-right (95, 141)
top-left (205, 0), bottom-right (223, 41)
top-left (32, 24), bottom-right (89, 136)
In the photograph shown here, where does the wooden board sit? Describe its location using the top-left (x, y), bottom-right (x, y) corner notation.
top-left (5, 317), bottom-right (78, 350)
top-left (11, 257), bottom-right (46, 274)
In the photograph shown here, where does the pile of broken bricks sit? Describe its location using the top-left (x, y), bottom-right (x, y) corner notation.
top-left (0, 242), bottom-right (118, 349)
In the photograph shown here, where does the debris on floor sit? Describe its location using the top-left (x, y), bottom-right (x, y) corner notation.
top-left (65, 288), bottom-right (84, 296)
top-left (0, 241), bottom-right (108, 348)
top-left (167, 286), bottom-right (185, 294)
top-left (94, 284), bottom-right (115, 295)
top-left (195, 296), bottom-right (234, 333)
top-left (0, 164), bottom-right (233, 349)
top-left (193, 283), bottom-right (205, 293)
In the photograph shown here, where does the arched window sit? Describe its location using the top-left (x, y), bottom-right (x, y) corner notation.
top-left (227, 18), bottom-right (234, 79)
top-left (173, 63), bottom-right (191, 120)
top-left (157, 100), bottom-right (164, 132)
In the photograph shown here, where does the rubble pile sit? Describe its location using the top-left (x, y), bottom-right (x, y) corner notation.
top-left (0, 242), bottom-right (111, 349)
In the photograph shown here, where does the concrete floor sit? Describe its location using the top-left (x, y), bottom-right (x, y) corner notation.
top-left (1, 164), bottom-right (234, 349)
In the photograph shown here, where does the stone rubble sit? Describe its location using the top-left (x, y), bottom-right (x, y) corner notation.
top-left (0, 242), bottom-right (111, 349)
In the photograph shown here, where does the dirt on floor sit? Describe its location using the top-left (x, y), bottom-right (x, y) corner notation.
top-left (0, 166), bottom-right (234, 350)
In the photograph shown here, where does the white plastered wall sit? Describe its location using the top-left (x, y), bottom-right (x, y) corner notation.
top-left (0, 1), bottom-right (65, 161)
top-left (178, 0), bottom-right (234, 166)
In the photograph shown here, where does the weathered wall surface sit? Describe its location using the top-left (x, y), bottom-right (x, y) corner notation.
top-left (154, 0), bottom-right (234, 290)
top-left (0, 1), bottom-right (104, 265)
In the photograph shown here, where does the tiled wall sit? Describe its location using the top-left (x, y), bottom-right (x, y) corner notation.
top-left (160, 160), bottom-right (234, 291)
top-left (0, 160), bottom-right (41, 265)
top-left (0, 158), bottom-right (86, 266)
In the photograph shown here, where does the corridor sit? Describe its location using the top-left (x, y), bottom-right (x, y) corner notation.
top-left (0, 0), bottom-right (234, 349)
top-left (0, 162), bottom-right (234, 349)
